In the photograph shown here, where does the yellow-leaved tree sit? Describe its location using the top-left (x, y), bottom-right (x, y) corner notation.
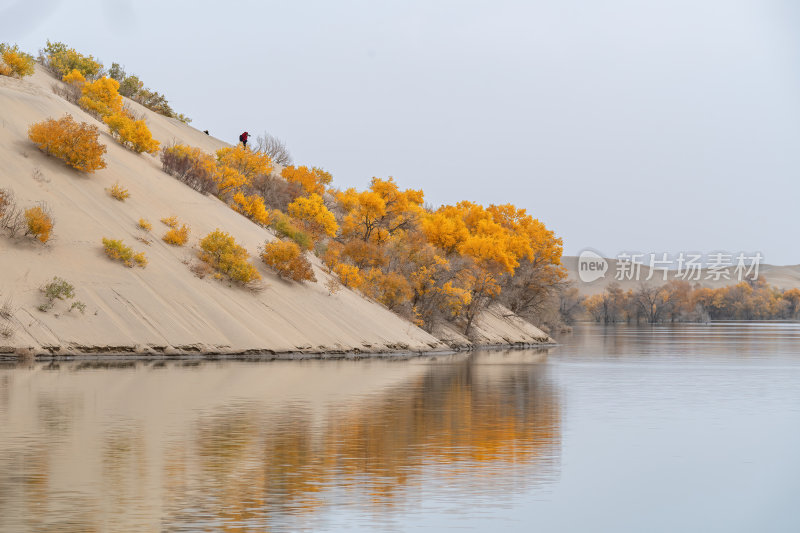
top-left (287, 193), bottom-right (338, 239)
top-left (281, 165), bottom-right (332, 196)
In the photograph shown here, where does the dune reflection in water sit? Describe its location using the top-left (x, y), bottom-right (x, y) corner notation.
top-left (0, 350), bottom-right (559, 532)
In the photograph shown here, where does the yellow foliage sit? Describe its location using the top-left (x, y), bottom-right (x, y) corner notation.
top-left (342, 239), bottom-right (386, 269)
top-left (0, 63), bottom-right (11, 77)
top-left (287, 193), bottom-right (338, 238)
top-left (260, 240), bottom-right (316, 282)
top-left (43, 41), bottom-right (102, 78)
top-left (62, 69), bottom-right (85, 86)
top-left (1, 47), bottom-right (35, 78)
top-left (338, 177), bottom-right (423, 243)
top-left (439, 281), bottom-right (472, 316)
top-left (232, 192), bottom-right (271, 226)
top-left (107, 182), bottom-right (130, 201)
top-left (362, 268), bottom-right (412, 309)
top-left (163, 224), bottom-right (190, 246)
top-left (133, 252), bottom-right (148, 267)
top-left (160, 215), bottom-right (179, 228)
top-left (102, 238), bottom-right (146, 268)
top-left (137, 218), bottom-right (152, 231)
top-left (216, 145), bottom-right (272, 179)
top-left (333, 263), bottom-right (363, 289)
top-left (213, 166), bottom-right (249, 197)
top-left (79, 77), bottom-right (123, 117)
top-left (421, 209), bottom-right (469, 255)
top-left (199, 229), bottom-right (261, 283)
top-left (28, 115), bottom-right (107, 173)
top-left (321, 242), bottom-right (342, 272)
top-left (104, 112), bottom-right (160, 154)
top-left (281, 165), bottom-right (332, 196)
top-left (24, 206), bottom-right (54, 243)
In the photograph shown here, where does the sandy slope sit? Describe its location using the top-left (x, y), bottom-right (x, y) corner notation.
top-left (561, 255), bottom-right (800, 296)
top-left (0, 66), bottom-right (551, 357)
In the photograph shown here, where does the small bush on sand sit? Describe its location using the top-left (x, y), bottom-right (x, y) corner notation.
top-left (0, 43), bottom-right (35, 78)
top-left (28, 115), bottom-right (107, 172)
top-left (41, 41), bottom-right (102, 79)
top-left (0, 188), bottom-right (24, 236)
top-left (0, 295), bottom-right (14, 320)
top-left (104, 112), bottom-right (160, 155)
top-left (50, 70), bottom-right (83, 104)
top-left (24, 204), bottom-right (54, 243)
top-left (199, 229), bottom-right (260, 284)
top-left (102, 238), bottom-right (147, 268)
top-left (38, 276), bottom-right (75, 312)
top-left (107, 182), bottom-right (130, 201)
top-left (260, 240), bottom-right (316, 282)
top-left (137, 218), bottom-right (152, 231)
top-left (160, 144), bottom-right (218, 195)
top-left (160, 215), bottom-right (179, 228)
top-left (163, 224), bottom-right (190, 246)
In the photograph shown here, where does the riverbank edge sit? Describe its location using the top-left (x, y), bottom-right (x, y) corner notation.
top-left (0, 340), bottom-right (557, 362)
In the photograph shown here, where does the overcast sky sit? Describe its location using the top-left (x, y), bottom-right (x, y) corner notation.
top-left (3, 0), bottom-right (799, 264)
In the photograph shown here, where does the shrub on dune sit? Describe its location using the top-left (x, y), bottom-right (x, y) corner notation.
top-left (260, 240), bottom-right (316, 282)
top-left (0, 43), bottom-right (35, 78)
top-left (104, 112), bottom-right (160, 155)
top-left (102, 238), bottom-right (147, 268)
top-left (199, 229), bottom-right (260, 284)
top-left (28, 115), bottom-right (107, 173)
top-left (163, 224), bottom-right (190, 246)
top-left (24, 204), bottom-right (54, 243)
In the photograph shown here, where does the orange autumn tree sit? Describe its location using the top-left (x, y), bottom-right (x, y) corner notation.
top-left (281, 165), bottom-right (332, 196)
top-left (287, 193), bottom-right (338, 239)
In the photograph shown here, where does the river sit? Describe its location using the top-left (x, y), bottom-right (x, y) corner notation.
top-left (1, 322), bottom-right (799, 532)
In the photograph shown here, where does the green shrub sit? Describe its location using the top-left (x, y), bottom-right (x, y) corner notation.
top-left (41, 41), bottom-right (102, 79)
top-left (270, 210), bottom-right (312, 250)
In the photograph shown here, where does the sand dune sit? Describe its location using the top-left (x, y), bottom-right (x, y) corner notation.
top-left (0, 66), bottom-right (551, 357)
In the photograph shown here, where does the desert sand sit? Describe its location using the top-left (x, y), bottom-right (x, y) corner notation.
top-left (0, 66), bottom-right (552, 358)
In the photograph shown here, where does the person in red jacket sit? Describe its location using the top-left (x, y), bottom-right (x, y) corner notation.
top-left (239, 131), bottom-right (249, 148)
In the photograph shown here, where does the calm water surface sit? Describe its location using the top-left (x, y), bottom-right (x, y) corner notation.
top-left (1, 322), bottom-right (799, 532)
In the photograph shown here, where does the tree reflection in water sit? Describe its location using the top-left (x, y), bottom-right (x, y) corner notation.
top-left (161, 351), bottom-right (561, 531)
top-left (0, 350), bottom-right (560, 532)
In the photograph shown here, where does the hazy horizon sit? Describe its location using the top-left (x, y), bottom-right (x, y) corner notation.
top-left (3, 0), bottom-right (799, 264)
